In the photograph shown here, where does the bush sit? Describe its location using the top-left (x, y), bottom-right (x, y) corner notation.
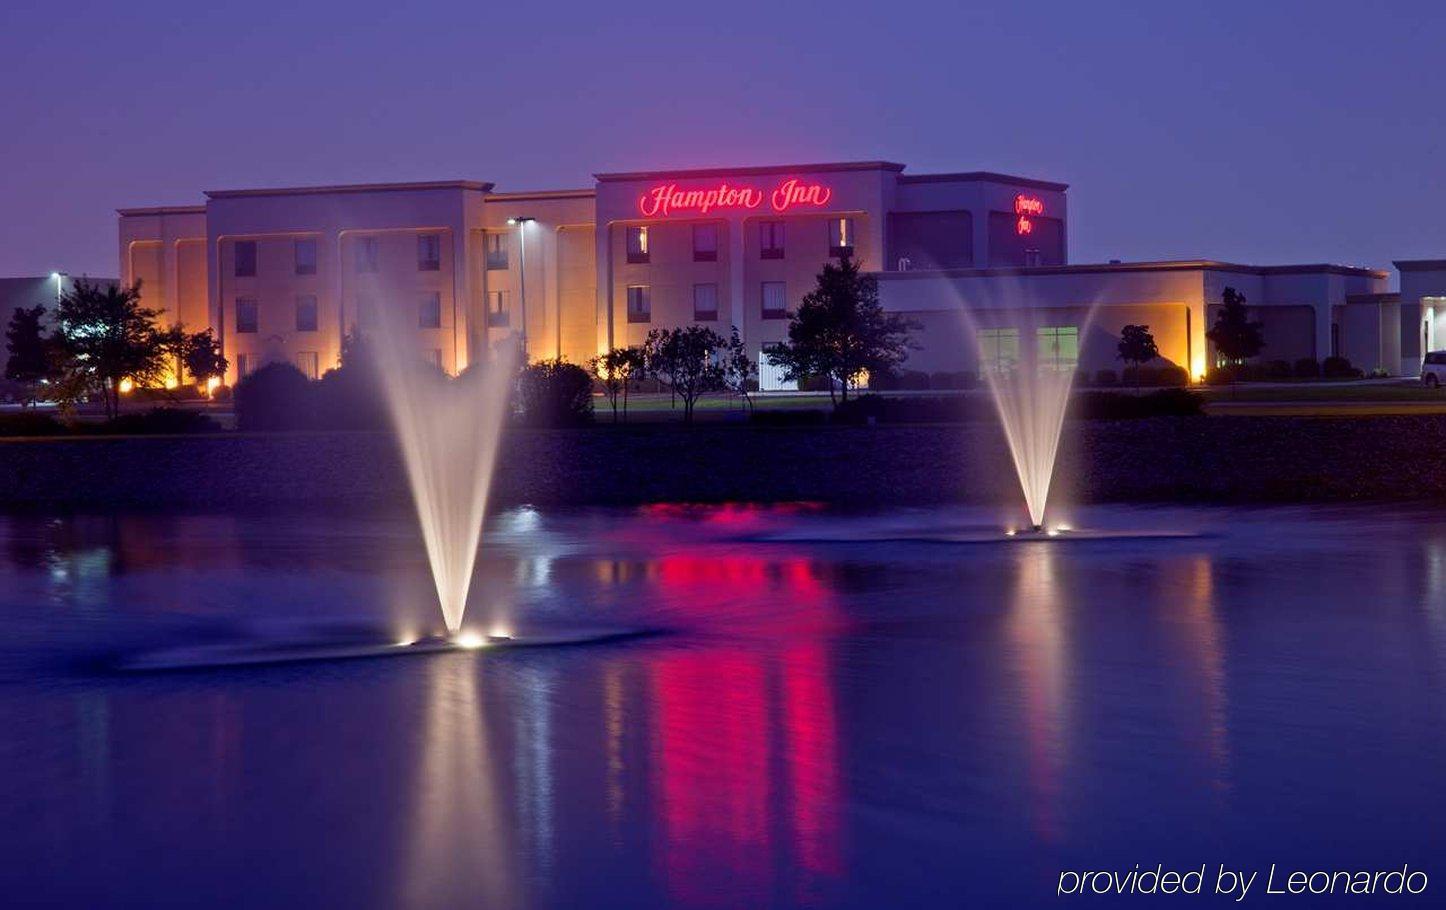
top-left (1095, 369), bottom-right (1118, 387)
top-left (1264, 359), bottom-right (1293, 380)
top-left (1120, 364), bottom-right (1189, 387)
top-left (235, 362), bottom-right (314, 432)
top-left (928, 371), bottom-right (976, 390)
top-left (1322, 356), bottom-right (1362, 379)
top-left (517, 359), bottom-right (593, 426)
top-left (1293, 357), bottom-right (1321, 379)
top-left (0, 412), bottom-right (67, 437)
top-left (313, 362), bottom-right (387, 431)
top-left (102, 408), bottom-right (220, 435)
top-left (1072, 388), bottom-right (1204, 419)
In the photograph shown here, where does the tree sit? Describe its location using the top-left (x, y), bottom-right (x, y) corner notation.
top-left (721, 327), bottom-right (758, 412)
top-left (181, 328), bottom-right (228, 388)
top-left (644, 326), bottom-right (725, 424)
top-left (588, 346), bottom-right (646, 423)
top-left (769, 253), bottom-right (916, 403)
top-left (517, 358), bottom-right (594, 426)
top-left (53, 280), bottom-right (167, 418)
top-left (5, 305), bottom-right (52, 406)
top-left (1207, 287), bottom-right (1265, 366)
top-left (643, 328), bottom-right (681, 408)
top-left (1116, 323), bottom-right (1159, 387)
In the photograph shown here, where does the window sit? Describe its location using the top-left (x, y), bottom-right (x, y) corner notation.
top-left (485, 233), bottom-right (508, 270)
top-left (828, 218), bottom-right (855, 257)
top-left (355, 237), bottom-right (379, 273)
top-left (693, 283), bottom-right (719, 322)
top-left (419, 292), bottom-right (442, 329)
top-left (427, 349), bottom-right (443, 369)
top-left (979, 328), bottom-right (1020, 373)
top-left (235, 297), bottom-right (258, 334)
top-left (1024, 248), bottom-right (1042, 267)
top-left (295, 351), bottom-right (319, 381)
top-left (487, 290), bottom-right (509, 327)
top-left (235, 353), bottom-right (251, 378)
top-left (693, 224), bottom-right (718, 262)
top-left (356, 293), bottom-right (378, 330)
top-left (418, 233), bottom-right (441, 271)
top-left (626, 226), bottom-right (650, 264)
top-left (294, 239), bottom-right (317, 275)
top-left (760, 221), bottom-right (784, 259)
top-left (295, 295), bottom-right (318, 332)
top-left (627, 285), bottom-right (651, 323)
top-left (1036, 326), bottom-right (1079, 373)
top-left (234, 241), bottom-right (257, 277)
top-left (761, 281), bottom-right (787, 319)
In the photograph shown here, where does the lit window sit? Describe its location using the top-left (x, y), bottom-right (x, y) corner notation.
top-left (295, 295), bottom-right (318, 332)
top-left (418, 233), bottom-right (441, 271)
top-left (693, 224), bottom-right (718, 262)
top-left (828, 218), bottom-right (854, 257)
top-left (295, 351), bottom-right (319, 380)
top-left (487, 290), bottom-right (509, 327)
top-left (235, 297), bottom-right (258, 333)
top-left (234, 241), bottom-right (257, 277)
top-left (355, 237), bottom-right (379, 273)
top-left (294, 239), bottom-right (317, 275)
top-left (761, 281), bottom-right (787, 319)
top-left (627, 285), bottom-right (651, 323)
top-left (760, 221), bottom-right (784, 259)
top-left (626, 226), bottom-right (650, 264)
top-left (979, 328), bottom-right (1020, 373)
top-left (485, 233), bottom-right (508, 270)
top-left (1036, 326), bottom-right (1079, 372)
top-left (694, 283), bottom-right (719, 322)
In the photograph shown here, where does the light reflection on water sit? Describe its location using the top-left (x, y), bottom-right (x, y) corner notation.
top-left (0, 504), bottom-right (1443, 907)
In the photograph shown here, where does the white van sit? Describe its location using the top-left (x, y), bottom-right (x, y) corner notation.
top-left (1422, 351), bottom-right (1446, 386)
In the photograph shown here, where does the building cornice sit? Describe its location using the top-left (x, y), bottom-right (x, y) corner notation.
top-left (116, 205), bottom-right (206, 217)
top-left (205, 180), bottom-right (493, 199)
top-left (898, 171), bottom-right (1069, 192)
top-left (594, 161), bottom-right (906, 182)
top-left (486, 189), bottom-right (595, 201)
top-left (1394, 259), bottom-right (1446, 272)
top-left (875, 259), bottom-right (1388, 280)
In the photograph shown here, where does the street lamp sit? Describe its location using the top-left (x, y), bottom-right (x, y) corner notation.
top-left (507, 216), bottom-right (535, 360)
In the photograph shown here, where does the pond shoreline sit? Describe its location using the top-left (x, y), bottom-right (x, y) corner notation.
top-left (3, 415), bottom-right (1446, 511)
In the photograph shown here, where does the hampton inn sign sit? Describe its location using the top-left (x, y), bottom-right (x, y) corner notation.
top-left (638, 178), bottom-right (834, 217)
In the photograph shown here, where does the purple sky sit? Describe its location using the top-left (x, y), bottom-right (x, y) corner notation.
top-left (2, 0), bottom-right (1442, 283)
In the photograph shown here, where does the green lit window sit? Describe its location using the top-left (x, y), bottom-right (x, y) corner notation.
top-left (979, 328), bottom-right (1020, 373)
top-left (1036, 326), bottom-right (1079, 372)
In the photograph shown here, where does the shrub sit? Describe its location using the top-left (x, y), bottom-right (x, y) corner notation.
top-left (517, 359), bottom-right (593, 426)
top-left (1293, 358), bottom-right (1321, 379)
top-left (0, 411), bottom-right (67, 437)
top-left (1322, 356), bottom-right (1361, 379)
top-left (313, 361), bottom-right (387, 431)
top-left (929, 371), bottom-right (974, 390)
top-left (102, 407), bottom-right (220, 435)
top-left (1072, 388), bottom-right (1204, 419)
top-left (235, 362), bottom-right (314, 432)
top-left (1264, 359), bottom-right (1293, 379)
top-left (1095, 369), bottom-right (1118, 387)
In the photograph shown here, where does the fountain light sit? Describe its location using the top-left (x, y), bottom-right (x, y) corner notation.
top-left (454, 632), bottom-right (487, 650)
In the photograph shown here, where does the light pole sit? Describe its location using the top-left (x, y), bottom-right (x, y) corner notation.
top-left (507, 216), bottom-right (535, 361)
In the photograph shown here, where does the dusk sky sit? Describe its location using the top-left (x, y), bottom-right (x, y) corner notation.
top-left (2, 0), bottom-right (1442, 283)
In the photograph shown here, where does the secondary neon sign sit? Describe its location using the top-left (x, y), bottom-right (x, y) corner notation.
top-left (639, 178), bottom-right (834, 217)
top-left (1014, 194), bottom-right (1045, 235)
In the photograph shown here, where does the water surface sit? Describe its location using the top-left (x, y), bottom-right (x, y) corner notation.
top-left (0, 503), bottom-right (1441, 907)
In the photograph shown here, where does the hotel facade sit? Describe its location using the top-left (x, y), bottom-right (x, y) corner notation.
top-left (118, 160), bottom-right (1441, 387)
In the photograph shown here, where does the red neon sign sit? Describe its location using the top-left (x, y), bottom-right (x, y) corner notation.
top-left (639, 178), bottom-right (833, 218)
top-left (1014, 194), bottom-right (1045, 236)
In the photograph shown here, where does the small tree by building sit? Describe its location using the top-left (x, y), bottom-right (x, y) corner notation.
top-left (5, 305), bottom-right (53, 406)
top-left (517, 358), bottom-right (594, 426)
top-left (1116, 323), bottom-right (1159, 387)
top-left (721, 327), bottom-right (757, 412)
top-left (642, 328), bottom-right (681, 408)
top-left (645, 326), bottom-right (725, 424)
top-left (588, 346), bottom-right (646, 423)
top-left (53, 280), bottom-right (167, 418)
top-left (1207, 287), bottom-right (1265, 367)
top-left (182, 328), bottom-right (228, 389)
top-left (769, 254), bottom-right (916, 403)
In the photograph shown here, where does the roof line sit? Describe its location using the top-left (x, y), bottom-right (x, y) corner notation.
top-left (898, 171), bottom-right (1069, 191)
top-left (117, 205), bottom-right (206, 216)
top-left (486, 188), bottom-right (595, 201)
top-left (594, 161), bottom-right (906, 182)
top-left (1394, 259), bottom-right (1446, 271)
top-left (874, 259), bottom-right (1388, 280)
top-left (205, 179), bottom-right (493, 199)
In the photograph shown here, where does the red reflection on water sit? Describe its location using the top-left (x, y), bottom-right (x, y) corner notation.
top-left (637, 502), bottom-right (825, 533)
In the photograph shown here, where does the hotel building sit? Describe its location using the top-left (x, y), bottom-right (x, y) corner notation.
top-left (119, 160), bottom-right (1429, 387)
